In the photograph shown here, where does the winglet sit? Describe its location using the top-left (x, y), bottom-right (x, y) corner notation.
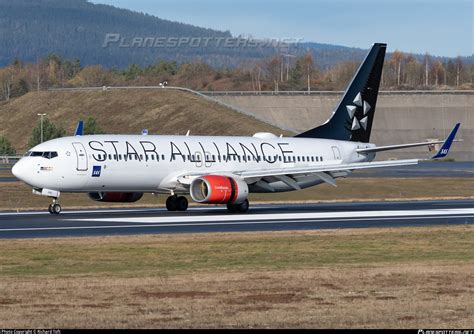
top-left (431, 123), bottom-right (460, 159)
top-left (74, 120), bottom-right (84, 136)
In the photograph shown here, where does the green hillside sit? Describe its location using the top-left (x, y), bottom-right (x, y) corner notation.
top-left (0, 90), bottom-right (290, 153)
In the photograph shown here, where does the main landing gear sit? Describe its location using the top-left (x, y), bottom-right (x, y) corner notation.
top-left (227, 199), bottom-right (249, 213)
top-left (48, 198), bottom-right (61, 215)
top-left (166, 195), bottom-right (189, 211)
top-left (165, 195), bottom-right (250, 213)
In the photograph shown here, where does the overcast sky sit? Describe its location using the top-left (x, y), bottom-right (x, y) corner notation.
top-left (91, 0), bottom-right (473, 57)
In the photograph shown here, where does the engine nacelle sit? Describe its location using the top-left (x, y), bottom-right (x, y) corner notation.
top-left (190, 175), bottom-right (249, 204)
top-left (88, 192), bottom-right (144, 203)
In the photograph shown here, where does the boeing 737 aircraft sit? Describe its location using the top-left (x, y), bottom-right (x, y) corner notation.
top-left (12, 43), bottom-right (460, 214)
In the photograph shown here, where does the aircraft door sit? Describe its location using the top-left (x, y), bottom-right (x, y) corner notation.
top-left (195, 152), bottom-right (203, 167)
top-left (72, 142), bottom-right (88, 171)
top-left (204, 151), bottom-right (213, 168)
top-left (331, 146), bottom-right (341, 160)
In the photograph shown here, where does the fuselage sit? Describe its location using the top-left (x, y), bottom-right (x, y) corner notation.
top-left (12, 133), bottom-right (375, 194)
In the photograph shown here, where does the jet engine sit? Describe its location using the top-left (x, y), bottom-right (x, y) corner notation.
top-left (88, 192), bottom-right (144, 202)
top-left (190, 175), bottom-right (248, 204)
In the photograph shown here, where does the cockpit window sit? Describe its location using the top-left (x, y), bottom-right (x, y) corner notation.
top-left (29, 151), bottom-right (43, 157)
top-left (43, 152), bottom-right (58, 159)
top-left (27, 151), bottom-right (58, 159)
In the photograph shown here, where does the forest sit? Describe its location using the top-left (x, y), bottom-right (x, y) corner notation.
top-left (0, 50), bottom-right (472, 103)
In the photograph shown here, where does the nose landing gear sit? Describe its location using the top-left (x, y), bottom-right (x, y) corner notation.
top-left (48, 198), bottom-right (61, 215)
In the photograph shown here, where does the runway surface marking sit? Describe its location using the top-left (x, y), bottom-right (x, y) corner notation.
top-left (0, 215), bottom-right (472, 233)
top-left (69, 208), bottom-right (474, 224)
top-left (0, 208), bottom-right (472, 234)
top-left (0, 206), bottom-right (240, 216)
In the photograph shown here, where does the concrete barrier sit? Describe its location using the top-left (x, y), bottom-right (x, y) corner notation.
top-left (211, 92), bottom-right (474, 161)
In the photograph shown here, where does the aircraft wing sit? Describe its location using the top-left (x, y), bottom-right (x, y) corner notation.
top-left (235, 159), bottom-right (419, 179)
top-left (235, 123), bottom-right (459, 184)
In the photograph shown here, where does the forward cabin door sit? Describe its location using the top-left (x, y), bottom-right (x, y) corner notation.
top-left (331, 146), bottom-right (341, 160)
top-left (72, 142), bottom-right (88, 171)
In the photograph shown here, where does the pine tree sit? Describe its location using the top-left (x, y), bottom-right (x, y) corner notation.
top-left (0, 136), bottom-right (16, 155)
top-left (83, 117), bottom-right (104, 135)
top-left (28, 118), bottom-right (66, 148)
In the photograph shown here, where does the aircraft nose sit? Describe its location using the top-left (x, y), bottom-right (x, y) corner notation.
top-left (12, 159), bottom-right (26, 182)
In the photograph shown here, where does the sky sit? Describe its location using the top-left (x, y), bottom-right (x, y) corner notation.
top-left (90, 0), bottom-right (473, 57)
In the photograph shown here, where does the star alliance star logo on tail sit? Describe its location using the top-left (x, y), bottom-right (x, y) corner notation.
top-left (346, 91), bottom-right (371, 134)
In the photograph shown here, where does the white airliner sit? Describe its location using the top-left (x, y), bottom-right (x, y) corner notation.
top-left (12, 43), bottom-right (460, 214)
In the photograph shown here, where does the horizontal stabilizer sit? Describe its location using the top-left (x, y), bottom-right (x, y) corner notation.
top-left (357, 124), bottom-right (461, 155)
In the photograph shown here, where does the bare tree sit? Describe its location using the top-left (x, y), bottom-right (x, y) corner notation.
top-left (265, 57), bottom-right (281, 92)
top-left (250, 62), bottom-right (263, 92)
top-left (0, 67), bottom-right (13, 101)
top-left (433, 61), bottom-right (444, 86)
top-left (455, 56), bottom-right (463, 86)
top-left (390, 50), bottom-right (405, 86)
top-left (423, 53), bottom-right (431, 86)
top-left (302, 52), bottom-right (314, 93)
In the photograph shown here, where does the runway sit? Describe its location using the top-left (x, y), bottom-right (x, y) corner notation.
top-left (0, 199), bottom-right (472, 239)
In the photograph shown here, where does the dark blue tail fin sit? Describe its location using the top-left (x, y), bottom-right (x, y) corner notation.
top-left (296, 43), bottom-right (386, 143)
